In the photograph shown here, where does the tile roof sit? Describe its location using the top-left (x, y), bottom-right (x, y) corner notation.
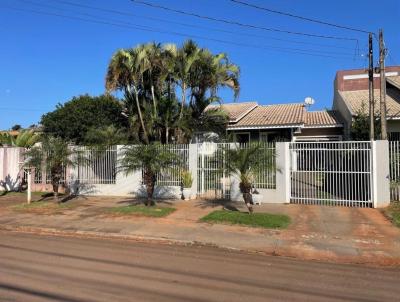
top-left (228, 103), bottom-right (305, 128)
top-left (206, 102), bottom-right (257, 122)
top-left (305, 111), bottom-right (343, 127)
top-left (387, 76), bottom-right (400, 89)
top-left (339, 88), bottom-right (400, 118)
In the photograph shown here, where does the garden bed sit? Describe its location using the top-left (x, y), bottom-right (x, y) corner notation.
top-left (383, 202), bottom-right (400, 227)
top-left (11, 201), bottom-right (77, 214)
top-left (200, 210), bottom-right (290, 229)
top-left (108, 205), bottom-right (176, 217)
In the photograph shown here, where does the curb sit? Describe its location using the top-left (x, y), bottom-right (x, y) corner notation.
top-left (1, 224), bottom-right (399, 267)
top-left (0, 224), bottom-right (244, 253)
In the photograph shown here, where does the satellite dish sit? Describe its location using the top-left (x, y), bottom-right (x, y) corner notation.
top-left (304, 97), bottom-right (315, 106)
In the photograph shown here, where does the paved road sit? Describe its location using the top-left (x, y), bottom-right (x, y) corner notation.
top-left (0, 232), bottom-right (399, 302)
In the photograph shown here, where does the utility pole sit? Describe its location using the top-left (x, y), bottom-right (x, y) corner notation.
top-left (368, 33), bottom-right (374, 140)
top-left (379, 29), bottom-right (388, 140)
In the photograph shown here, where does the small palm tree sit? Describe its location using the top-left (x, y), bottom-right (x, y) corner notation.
top-left (24, 136), bottom-right (77, 202)
top-left (0, 129), bottom-right (39, 148)
top-left (118, 143), bottom-right (179, 205)
top-left (226, 143), bottom-right (275, 213)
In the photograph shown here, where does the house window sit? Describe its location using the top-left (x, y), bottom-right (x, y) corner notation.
top-left (235, 132), bottom-right (250, 144)
top-left (260, 131), bottom-right (283, 142)
top-left (260, 132), bottom-right (269, 142)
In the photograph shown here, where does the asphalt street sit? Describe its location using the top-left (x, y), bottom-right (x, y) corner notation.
top-left (0, 231), bottom-right (399, 302)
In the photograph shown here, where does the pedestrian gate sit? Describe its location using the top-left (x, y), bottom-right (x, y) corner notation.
top-left (290, 141), bottom-right (373, 207)
top-left (197, 143), bottom-right (230, 199)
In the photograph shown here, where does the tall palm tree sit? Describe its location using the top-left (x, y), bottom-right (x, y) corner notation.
top-left (164, 40), bottom-right (201, 120)
top-left (106, 40), bottom-right (240, 144)
top-left (136, 42), bottom-right (165, 118)
top-left (106, 49), bottom-right (149, 144)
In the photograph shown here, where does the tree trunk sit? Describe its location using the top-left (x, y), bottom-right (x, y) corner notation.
top-left (151, 84), bottom-right (157, 118)
top-left (239, 182), bottom-right (253, 213)
top-left (144, 169), bottom-right (155, 206)
top-left (132, 85), bottom-right (149, 144)
top-left (165, 125), bottom-right (169, 144)
top-left (179, 82), bottom-right (186, 120)
top-left (52, 181), bottom-right (59, 203)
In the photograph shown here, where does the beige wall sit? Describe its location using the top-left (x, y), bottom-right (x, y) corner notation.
top-left (332, 90), bottom-right (353, 138)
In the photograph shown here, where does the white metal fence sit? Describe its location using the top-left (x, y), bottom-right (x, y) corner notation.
top-left (75, 146), bottom-right (117, 185)
top-left (151, 144), bottom-right (189, 186)
top-left (290, 141), bottom-right (372, 207)
top-left (196, 142), bottom-right (276, 199)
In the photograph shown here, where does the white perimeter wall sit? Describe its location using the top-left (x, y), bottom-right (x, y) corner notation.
top-left (0, 147), bottom-right (23, 191)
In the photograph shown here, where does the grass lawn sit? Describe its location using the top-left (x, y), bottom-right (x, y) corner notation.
top-left (0, 191), bottom-right (44, 197)
top-left (200, 210), bottom-right (291, 229)
top-left (383, 202), bottom-right (400, 227)
top-left (108, 205), bottom-right (176, 218)
top-left (12, 201), bottom-right (76, 214)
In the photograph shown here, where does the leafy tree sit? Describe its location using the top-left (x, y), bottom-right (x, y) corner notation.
top-left (41, 94), bottom-right (128, 145)
top-left (0, 129), bottom-right (39, 147)
top-left (11, 124), bottom-right (21, 131)
top-left (350, 102), bottom-right (380, 140)
top-left (226, 144), bottom-right (275, 213)
top-left (24, 136), bottom-right (79, 202)
top-left (118, 143), bottom-right (179, 205)
top-left (84, 125), bottom-right (128, 148)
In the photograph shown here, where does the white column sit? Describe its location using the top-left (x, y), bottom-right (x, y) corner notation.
top-left (188, 144), bottom-right (198, 198)
top-left (372, 140), bottom-right (390, 208)
top-left (275, 142), bottom-right (291, 204)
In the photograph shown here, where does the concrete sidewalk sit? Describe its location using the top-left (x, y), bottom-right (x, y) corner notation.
top-left (1, 196), bottom-right (400, 266)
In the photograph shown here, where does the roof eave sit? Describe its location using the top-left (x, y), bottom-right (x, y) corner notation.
top-left (227, 124), bottom-right (304, 130)
top-left (303, 124), bottom-right (344, 129)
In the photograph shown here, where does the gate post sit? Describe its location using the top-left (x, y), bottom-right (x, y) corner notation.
top-left (372, 140), bottom-right (390, 208)
top-left (276, 142), bottom-right (291, 204)
top-left (189, 144), bottom-right (198, 198)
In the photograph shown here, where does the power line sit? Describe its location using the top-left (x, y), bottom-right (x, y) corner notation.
top-left (40, 0), bottom-right (354, 50)
top-left (2, 5), bottom-right (361, 60)
top-left (129, 0), bottom-right (359, 41)
top-left (0, 107), bottom-right (49, 112)
top-left (229, 0), bottom-right (371, 34)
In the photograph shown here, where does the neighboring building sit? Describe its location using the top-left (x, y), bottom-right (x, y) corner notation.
top-left (207, 102), bottom-right (344, 143)
top-left (333, 66), bottom-right (400, 139)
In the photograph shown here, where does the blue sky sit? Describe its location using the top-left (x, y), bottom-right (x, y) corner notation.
top-left (0, 0), bottom-right (399, 129)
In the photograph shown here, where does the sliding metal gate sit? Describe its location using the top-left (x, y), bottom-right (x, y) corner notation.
top-left (290, 141), bottom-right (372, 207)
top-left (197, 143), bottom-right (231, 199)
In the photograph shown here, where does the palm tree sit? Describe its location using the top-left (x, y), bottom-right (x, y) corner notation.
top-left (106, 49), bottom-right (149, 144)
top-left (118, 143), bottom-right (179, 205)
top-left (136, 42), bottom-right (165, 118)
top-left (24, 136), bottom-right (78, 202)
top-left (0, 129), bottom-right (39, 148)
top-left (226, 143), bottom-right (275, 213)
top-left (164, 40), bottom-right (201, 120)
top-left (106, 40), bottom-right (240, 144)
top-left (189, 49), bottom-right (240, 105)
